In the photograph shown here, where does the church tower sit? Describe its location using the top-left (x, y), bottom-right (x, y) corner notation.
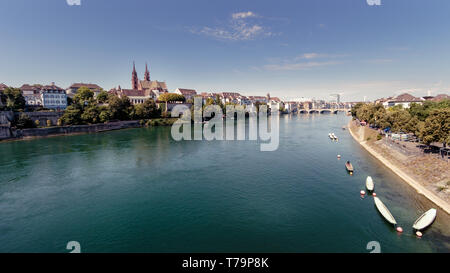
top-left (132, 61), bottom-right (139, 89)
top-left (144, 63), bottom-right (150, 81)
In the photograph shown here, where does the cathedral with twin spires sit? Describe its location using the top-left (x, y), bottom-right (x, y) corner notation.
top-left (109, 62), bottom-right (168, 104)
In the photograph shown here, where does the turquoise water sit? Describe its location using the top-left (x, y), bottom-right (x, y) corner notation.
top-left (0, 114), bottom-right (449, 253)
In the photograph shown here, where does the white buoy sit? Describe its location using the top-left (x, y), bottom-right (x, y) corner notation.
top-left (396, 227), bottom-right (403, 233)
top-left (372, 192), bottom-right (377, 197)
top-left (360, 190), bottom-right (366, 195)
top-left (416, 231), bottom-right (423, 237)
top-left (337, 155), bottom-right (341, 159)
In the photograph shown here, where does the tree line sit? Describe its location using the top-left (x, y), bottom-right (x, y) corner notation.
top-left (351, 100), bottom-right (450, 146)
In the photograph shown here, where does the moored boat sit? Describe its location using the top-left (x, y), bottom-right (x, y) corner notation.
top-left (345, 161), bottom-right (354, 173)
top-left (366, 176), bottom-right (374, 191)
top-left (374, 197), bottom-right (397, 225)
top-left (413, 208), bottom-right (437, 231)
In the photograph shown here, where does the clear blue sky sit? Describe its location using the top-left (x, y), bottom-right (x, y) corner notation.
top-left (1, 0), bottom-right (449, 101)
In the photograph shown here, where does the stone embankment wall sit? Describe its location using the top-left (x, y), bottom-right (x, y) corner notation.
top-left (18, 111), bottom-right (64, 126)
top-left (0, 120), bottom-right (142, 141)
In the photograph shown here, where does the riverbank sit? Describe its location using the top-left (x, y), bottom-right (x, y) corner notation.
top-left (0, 118), bottom-right (178, 142)
top-left (348, 120), bottom-right (450, 215)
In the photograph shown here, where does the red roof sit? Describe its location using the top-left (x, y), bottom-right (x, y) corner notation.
top-left (177, 88), bottom-right (197, 95)
top-left (431, 94), bottom-right (450, 102)
top-left (0, 83), bottom-right (8, 91)
top-left (390, 93), bottom-right (422, 102)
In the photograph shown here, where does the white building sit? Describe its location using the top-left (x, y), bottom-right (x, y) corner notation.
top-left (40, 83), bottom-right (67, 110)
top-left (382, 93), bottom-right (423, 109)
top-left (20, 84), bottom-right (43, 107)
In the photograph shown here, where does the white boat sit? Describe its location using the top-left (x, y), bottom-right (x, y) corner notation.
top-left (328, 133), bottom-right (334, 139)
top-left (374, 197), bottom-right (397, 225)
top-left (366, 176), bottom-right (374, 191)
top-left (331, 133), bottom-right (338, 140)
top-left (413, 208), bottom-right (437, 231)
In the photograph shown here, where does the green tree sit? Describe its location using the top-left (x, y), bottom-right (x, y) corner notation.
top-left (96, 90), bottom-right (109, 104)
top-left (419, 108), bottom-right (450, 146)
top-left (81, 105), bottom-right (101, 124)
top-left (158, 93), bottom-right (185, 113)
top-left (132, 99), bottom-right (160, 119)
top-left (3, 87), bottom-right (25, 110)
top-left (107, 95), bottom-right (132, 120)
top-left (351, 102), bottom-right (365, 117)
top-left (74, 87), bottom-right (95, 106)
top-left (388, 109), bottom-right (411, 132)
top-left (12, 113), bottom-right (35, 129)
top-left (60, 104), bottom-right (83, 125)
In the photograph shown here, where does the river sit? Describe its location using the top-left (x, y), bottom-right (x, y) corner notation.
top-left (0, 114), bottom-right (449, 252)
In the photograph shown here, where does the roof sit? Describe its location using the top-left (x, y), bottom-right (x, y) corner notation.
top-left (177, 88), bottom-right (197, 95)
top-left (69, 83), bottom-right (103, 90)
top-left (120, 89), bottom-right (146, 97)
top-left (139, 80), bottom-right (168, 91)
top-left (389, 93), bottom-right (422, 102)
top-left (431, 94), bottom-right (450, 102)
top-left (0, 83), bottom-right (8, 91)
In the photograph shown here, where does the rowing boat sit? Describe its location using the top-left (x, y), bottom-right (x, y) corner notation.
top-left (345, 161), bottom-right (354, 172)
top-left (374, 197), bottom-right (397, 225)
top-left (413, 208), bottom-right (437, 231)
top-left (366, 176), bottom-right (374, 191)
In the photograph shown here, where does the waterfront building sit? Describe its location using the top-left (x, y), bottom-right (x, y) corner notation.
top-left (20, 83), bottom-right (67, 109)
top-left (66, 83), bottom-right (103, 98)
top-left (40, 83), bottom-right (67, 110)
top-left (20, 84), bottom-right (43, 107)
top-left (175, 88), bottom-right (197, 101)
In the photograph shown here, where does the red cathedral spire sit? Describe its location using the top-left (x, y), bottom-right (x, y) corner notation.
top-left (132, 61), bottom-right (139, 89)
top-left (144, 63), bottom-right (150, 81)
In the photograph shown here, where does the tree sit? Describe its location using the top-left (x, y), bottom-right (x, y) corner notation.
top-left (3, 87), bottom-right (25, 110)
top-left (96, 90), bottom-right (109, 104)
top-left (60, 104), bottom-right (83, 125)
top-left (107, 95), bottom-right (132, 120)
top-left (351, 102), bottom-right (365, 117)
top-left (81, 105), bottom-right (101, 124)
top-left (388, 109), bottom-right (411, 132)
top-left (73, 87), bottom-right (95, 106)
top-left (12, 113), bottom-right (35, 129)
top-left (419, 108), bottom-right (450, 146)
top-left (132, 99), bottom-right (159, 119)
top-left (158, 93), bottom-right (185, 113)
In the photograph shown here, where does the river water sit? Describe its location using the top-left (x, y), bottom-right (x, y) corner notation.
top-left (0, 114), bottom-right (449, 252)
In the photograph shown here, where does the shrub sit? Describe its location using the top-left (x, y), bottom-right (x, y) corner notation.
top-left (13, 114), bottom-right (35, 129)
